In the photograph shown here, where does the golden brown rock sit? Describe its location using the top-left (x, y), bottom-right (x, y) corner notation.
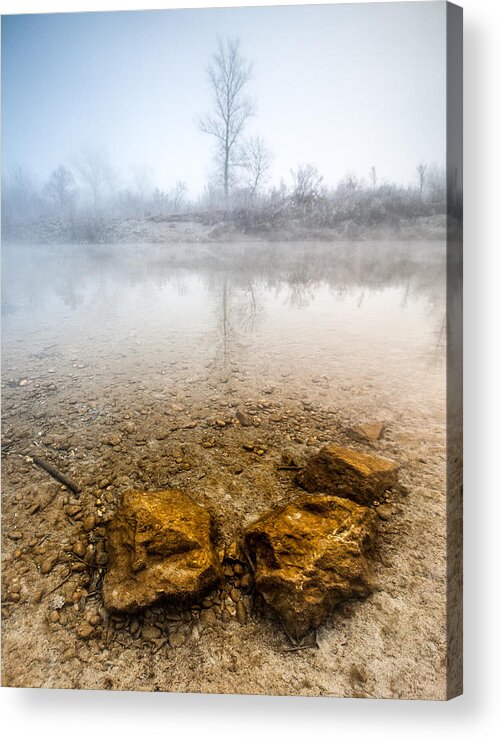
top-left (297, 444), bottom-right (399, 506)
top-left (244, 494), bottom-right (377, 640)
top-left (102, 489), bottom-right (222, 612)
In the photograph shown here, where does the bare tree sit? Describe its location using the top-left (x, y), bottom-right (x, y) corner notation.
top-left (199, 37), bottom-right (254, 208)
top-left (75, 147), bottom-right (115, 212)
top-left (44, 165), bottom-right (75, 209)
top-left (238, 135), bottom-right (273, 200)
top-left (291, 164), bottom-right (324, 206)
top-left (417, 162), bottom-right (427, 198)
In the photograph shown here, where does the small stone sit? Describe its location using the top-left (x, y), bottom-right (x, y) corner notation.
top-left (142, 625), bottom-right (162, 641)
top-left (236, 409), bottom-right (254, 427)
top-left (236, 601), bottom-right (248, 624)
top-left (107, 434), bottom-right (122, 447)
top-left (242, 442), bottom-right (254, 452)
top-left (240, 574), bottom-right (253, 589)
top-left (129, 618), bottom-right (141, 634)
top-left (64, 505), bottom-right (82, 517)
top-left (351, 422), bottom-right (385, 443)
top-left (49, 610), bottom-right (60, 623)
top-left (95, 552), bottom-right (109, 566)
top-left (73, 541), bottom-right (87, 558)
top-left (230, 588), bottom-right (240, 603)
top-left (82, 515), bottom-right (96, 532)
top-left (168, 631), bottom-right (186, 648)
top-left (40, 553), bottom-right (59, 574)
top-left (8, 531), bottom-right (23, 541)
top-left (200, 609), bottom-right (217, 627)
top-left (376, 504), bottom-right (394, 521)
top-left (88, 614), bottom-right (102, 626)
top-left (76, 622), bottom-right (95, 639)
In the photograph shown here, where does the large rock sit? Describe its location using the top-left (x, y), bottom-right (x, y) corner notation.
top-left (103, 489), bottom-right (222, 612)
top-left (297, 444), bottom-right (399, 506)
top-left (244, 494), bottom-right (377, 640)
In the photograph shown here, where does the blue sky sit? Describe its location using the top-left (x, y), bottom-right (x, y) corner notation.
top-left (1, 2), bottom-right (447, 195)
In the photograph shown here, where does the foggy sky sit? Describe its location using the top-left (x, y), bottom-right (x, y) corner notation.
top-left (1, 2), bottom-right (447, 196)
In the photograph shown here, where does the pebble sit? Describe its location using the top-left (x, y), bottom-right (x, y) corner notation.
top-left (236, 601), bottom-right (248, 624)
top-left (82, 515), bottom-right (96, 532)
top-left (376, 504), bottom-right (394, 521)
top-left (73, 541), bottom-right (87, 558)
top-left (230, 588), bottom-right (240, 603)
top-left (142, 625), bottom-right (162, 641)
top-left (40, 553), bottom-right (59, 574)
top-left (76, 622), bottom-right (95, 639)
top-left (240, 574), bottom-right (253, 589)
top-left (95, 552), bottom-right (109, 566)
top-left (236, 409), bottom-right (254, 427)
top-left (49, 610), bottom-right (60, 624)
top-left (168, 631), bottom-right (186, 648)
top-left (200, 610), bottom-right (217, 627)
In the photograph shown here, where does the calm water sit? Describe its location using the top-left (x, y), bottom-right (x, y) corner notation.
top-left (2, 241), bottom-right (446, 414)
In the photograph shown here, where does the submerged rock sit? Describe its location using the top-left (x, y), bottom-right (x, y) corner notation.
top-left (244, 494), bottom-right (377, 641)
top-left (297, 444), bottom-right (399, 506)
top-left (350, 422), bottom-right (385, 443)
top-left (103, 489), bottom-right (222, 612)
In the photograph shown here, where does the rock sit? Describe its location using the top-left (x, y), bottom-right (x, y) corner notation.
top-left (73, 541), bottom-right (87, 558)
top-left (141, 625), bottom-right (162, 641)
top-left (239, 573), bottom-right (253, 589)
top-left (376, 504), bottom-right (394, 521)
top-left (82, 515), bottom-right (96, 533)
top-left (199, 609), bottom-right (217, 627)
top-left (229, 588), bottom-right (240, 603)
top-left (168, 631), bottom-right (186, 648)
top-left (95, 552), bottom-right (109, 566)
top-left (244, 494), bottom-right (377, 640)
top-left (236, 601), bottom-right (248, 624)
top-left (103, 489), bottom-right (222, 612)
top-left (297, 445), bottom-right (399, 506)
top-left (76, 622), bottom-right (95, 640)
top-left (236, 409), bottom-right (254, 427)
top-left (107, 434), bottom-right (122, 447)
top-left (40, 552), bottom-right (59, 574)
top-left (350, 422), bottom-right (385, 443)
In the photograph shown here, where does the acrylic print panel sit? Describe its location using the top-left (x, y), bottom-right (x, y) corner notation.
top-left (0, 1), bottom-right (463, 699)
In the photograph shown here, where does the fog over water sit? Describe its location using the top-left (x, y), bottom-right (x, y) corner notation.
top-left (2, 241), bottom-right (446, 407)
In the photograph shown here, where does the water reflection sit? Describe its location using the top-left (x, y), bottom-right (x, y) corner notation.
top-left (1, 241), bottom-right (447, 388)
